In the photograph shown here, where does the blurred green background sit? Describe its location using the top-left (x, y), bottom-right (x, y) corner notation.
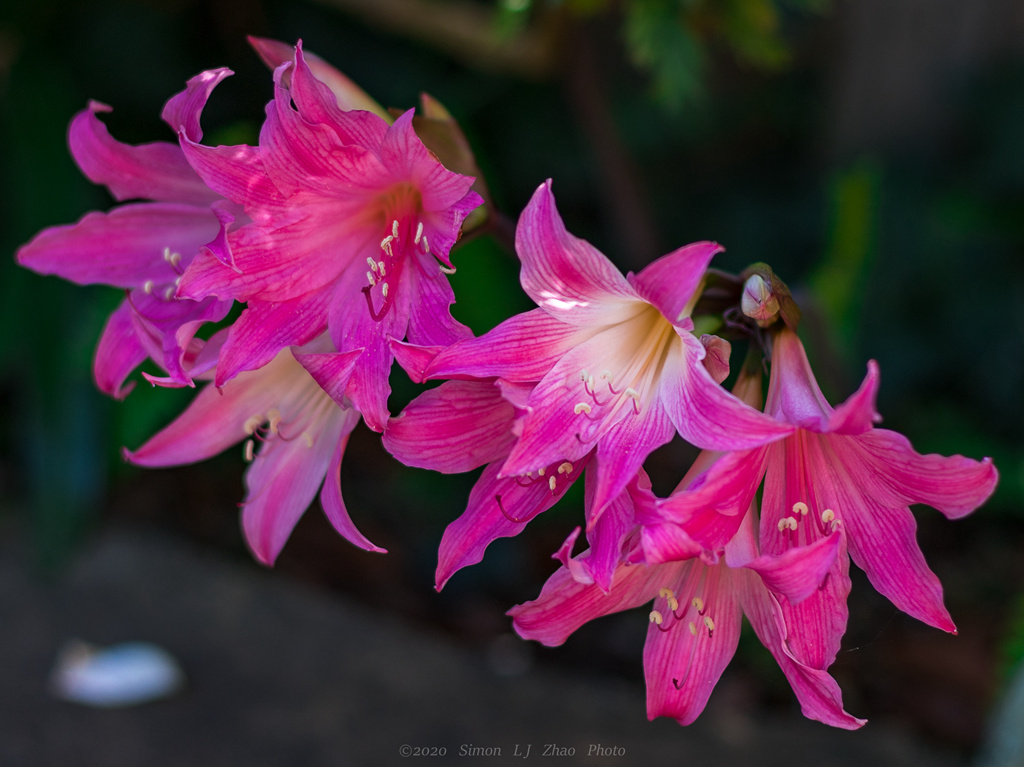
top-left (1, 0), bottom-right (1022, 756)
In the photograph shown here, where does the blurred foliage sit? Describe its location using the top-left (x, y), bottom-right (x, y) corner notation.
top-left (619, 0), bottom-right (823, 111)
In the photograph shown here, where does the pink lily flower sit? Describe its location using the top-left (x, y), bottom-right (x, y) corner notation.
top-left (16, 69), bottom-right (238, 397)
top-left (175, 43), bottom-right (483, 431)
top-left (126, 337), bottom-right (383, 565)
top-left (658, 327), bottom-right (998, 674)
top-left (510, 477), bottom-right (863, 729)
top-left (384, 323), bottom-right (739, 591)
top-left (419, 181), bottom-right (793, 521)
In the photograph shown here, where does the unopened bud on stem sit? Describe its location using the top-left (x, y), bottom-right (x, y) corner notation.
top-left (741, 274), bottom-right (780, 327)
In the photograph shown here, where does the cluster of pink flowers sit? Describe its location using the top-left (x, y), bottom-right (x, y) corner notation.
top-left (17, 38), bottom-right (998, 729)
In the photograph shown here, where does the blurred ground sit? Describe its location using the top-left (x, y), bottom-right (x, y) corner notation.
top-left (0, 522), bottom-right (968, 767)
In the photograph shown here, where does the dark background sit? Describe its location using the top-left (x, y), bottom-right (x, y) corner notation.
top-left (1, 0), bottom-right (1022, 763)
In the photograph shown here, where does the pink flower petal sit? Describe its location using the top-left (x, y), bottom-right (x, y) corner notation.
top-left (643, 563), bottom-right (742, 725)
top-left (294, 348), bottom-right (364, 408)
top-left (319, 407), bottom-right (386, 553)
top-left (425, 309), bottom-right (590, 382)
top-left (661, 334), bottom-right (795, 450)
top-left (515, 181), bottom-right (641, 326)
top-left (289, 43), bottom-right (390, 146)
top-left (436, 462), bottom-right (571, 590)
top-left (383, 380), bottom-right (517, 474)
top-left (249, 36), bottom-right (389, 119)
top-left (739, 573), bottom-right (865, 729)
top-left (510, 559), bottom-right (667, 647)
top-left (628, 241), bottom-right (723, 326)
top-left (17, 203), bottom-right (220, 289)
top-left (161, 67), bottom-right (233, 142)
top-left (850, 428), bottom-right (998, 519)
top-left (214, 292), bottom-right (330, 387)
top-left (93, 300), bottom-right (147, 399)
top-left (242, 407), bottom-right (345, 565)
top-left (69, 102), bottom-right (217, 205)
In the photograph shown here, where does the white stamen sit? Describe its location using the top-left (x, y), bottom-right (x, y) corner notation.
top-left (244, 440), bottom-right (254, 461)
top-left (421, 235), bottom-right (430, 254)
top-left (378, 261), bottom-right (387, 277)
top-left (392, 219), bottom-right (400, 239)
top-left (439, 264), bottom-right (456, 275)
top-left (821, 509), bottom-right (835, 525)
top-left (624, 387), bottom-right (640, 400)
top-left (382, 283), bottom-right (389, 298)
top-left (142, 280), bottom-right (154, 295)
top-left (573, 403), bottom-right (592, 415)
top-left (414, 221), bottom-right (423, 244)
top-left (548, 476), bottom-right (557, 492)
top-left (777, 517), bottom-right (798, 532)
top-left (792, 501), bottom-right (809, 516)
top-left (366, 271), bottom-right (376, 286)
top-left (163, 286), bottom-right (175, 301)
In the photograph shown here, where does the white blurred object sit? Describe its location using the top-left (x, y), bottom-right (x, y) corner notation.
top-left (50, 640), bottom-right (185, 707)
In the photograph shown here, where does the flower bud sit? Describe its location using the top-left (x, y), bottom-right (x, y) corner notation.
top-left (741, 274), bottom-right (780, 327)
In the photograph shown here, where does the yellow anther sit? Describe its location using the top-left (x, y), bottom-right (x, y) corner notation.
top-left (659, 588), bottom-right (675, 600)
top-left (703, 616), bottom-right (715, 633)
top-left (368, 256), bottom-right (380, 271)
top-left (691, 597), bottom-right (704, 612)
top-left (142, 280), bottom-right (154, 294)
top-left (548, 476), bottom-right (557, 492)
top-left (667, 596), bottom-right (679, 612)
top-left (266, 409), bottom-right (282, 433)
top-left (414, 221), bottom-right (423, 244)
top-left (537, 467), bottom-right (545, 476)
top-left (243, 415), bottom-right (263, 435)
top-left (243, 439), bottom-right (254, 461)
top-left (392, 219), bottom-right (400, 239)
top-left (557, 462), bottom-right (573, 475)
top-left (421, 235), bottom-right (430, 254)
top-left (821, 509), bottom-right (835, 524)
top-left (573, 402), bottom-right (592, 415)
top-left (777, 517), bottom-right (798, 532)
top-left (162, 247), bottom-right (181, 268)
top-left (688, 621), bottom-right (698, 636)
top-left (378, 261), bottom-right (387, 277)
top-left (382, 283), bottom-right (389, 299)
top-left (366, 271), bottom-right (376, 286)
top-left (792, 501), bottom-right (809, 516)
top-left (624, 387), bottom-right (640, 400)
top-left (649, 610), bottom-right (663, 625)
